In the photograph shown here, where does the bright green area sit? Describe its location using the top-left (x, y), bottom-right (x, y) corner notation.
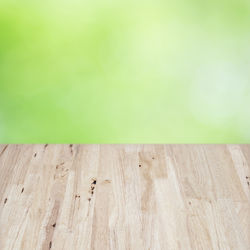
top-left (0, 0), bottom-right (250, 143)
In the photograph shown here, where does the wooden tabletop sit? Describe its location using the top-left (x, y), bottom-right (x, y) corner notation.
top-left (0, 144), bottom-right (249, 250)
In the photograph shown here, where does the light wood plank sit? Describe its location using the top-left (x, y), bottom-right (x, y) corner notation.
top-left (0, 145), bottom-right (249, 250)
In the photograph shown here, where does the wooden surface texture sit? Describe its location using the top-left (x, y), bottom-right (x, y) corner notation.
top-left (0, 144), bottom-right (249, 250)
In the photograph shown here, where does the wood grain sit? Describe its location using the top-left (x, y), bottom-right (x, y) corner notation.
top-left (0, 144), bottom-right (249, 250)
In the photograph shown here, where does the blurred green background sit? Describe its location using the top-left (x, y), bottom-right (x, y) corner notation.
top-left (0, 0), bottom-right (250, 143)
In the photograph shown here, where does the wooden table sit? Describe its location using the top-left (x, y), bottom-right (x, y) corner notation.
top-left (0, 145), bottom-right (249, 249)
